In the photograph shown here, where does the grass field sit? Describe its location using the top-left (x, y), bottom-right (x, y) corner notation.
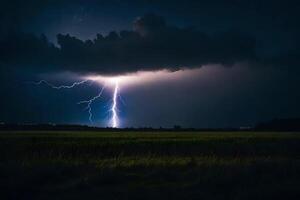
top-left (0, 131), bottom-right (299, 200)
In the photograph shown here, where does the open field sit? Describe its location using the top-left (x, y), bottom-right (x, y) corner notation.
top-left (0, 131), bottom-right (299, 199)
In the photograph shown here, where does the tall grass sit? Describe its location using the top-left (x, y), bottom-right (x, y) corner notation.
top-left (0, 131), bottom-right (299, 199)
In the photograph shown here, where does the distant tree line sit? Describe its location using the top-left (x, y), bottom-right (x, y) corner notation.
top-left (254, 118), bottom-right (300, 131)
top-left (0, 118), bottom-right (299, 131)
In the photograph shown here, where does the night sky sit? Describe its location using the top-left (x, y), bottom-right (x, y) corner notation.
top-left (1, 0), bottom-right (300, 128)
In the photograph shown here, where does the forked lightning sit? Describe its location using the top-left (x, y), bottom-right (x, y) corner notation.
top-left (33, 79), bottom-right (120, 128)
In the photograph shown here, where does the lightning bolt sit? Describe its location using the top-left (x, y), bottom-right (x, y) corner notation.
top-left (32, 79), bottom-right (121, 128)
top-left (77, 85), bottom-right (106, 124)
top-left (111, 82), bottom-right (119, 128)
top-left (32, 79), bottom-right (89, 89)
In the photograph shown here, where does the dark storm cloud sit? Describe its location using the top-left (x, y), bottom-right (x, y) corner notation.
top-left (0, 13), bottom-right (257, 74)
top-left (1, 0), bottom-right (300, 75)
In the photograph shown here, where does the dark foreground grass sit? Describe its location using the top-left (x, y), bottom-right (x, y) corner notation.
top-left (0, 131), bottom-right (299, 200)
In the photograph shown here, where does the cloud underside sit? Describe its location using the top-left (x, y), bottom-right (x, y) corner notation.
top-left (0, 13), bottom-right (294, 75)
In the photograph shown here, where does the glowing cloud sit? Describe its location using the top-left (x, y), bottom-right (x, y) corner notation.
top-left (83, 69), bottom-right (194, 88)
top-left (33, 67), bottom-right (208, 128)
